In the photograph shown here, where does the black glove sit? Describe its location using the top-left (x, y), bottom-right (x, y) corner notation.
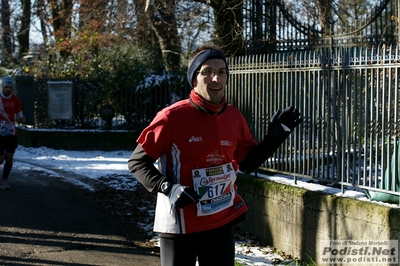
top-left (269, 106), bottom-right (302, 133)
top-left (239, 106), bottom-right (302, 174)
top-left (168, 184), bottom-right (200, 208)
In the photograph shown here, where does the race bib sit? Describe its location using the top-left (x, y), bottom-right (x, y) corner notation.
top-left (192, 163), bottom-right (236, 216)
top-left (0, 121), bottom-right (15, 136)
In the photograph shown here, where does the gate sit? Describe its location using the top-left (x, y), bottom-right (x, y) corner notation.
top-left (15, 76), bottom-right (35, 126)
top-left (243, 0), bottom-right (398, 54)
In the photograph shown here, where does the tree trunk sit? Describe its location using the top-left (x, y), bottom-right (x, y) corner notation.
top-left (1, 0), bottom-right (13, 59)
top-left (208, 0), bottom-right (245, 57)
top-left (50, 0), bottom-right (73, 59)
top-left (36, 0), bottom-right (48, 49)
top-left (316, 0), bottom-right (334, 34)
top-left (78, 0), bottom-right (108, 56)
top-left (147, 0), bottom-right (181, 71)
top-left (134, 0), bottom-right (159, 51)
top-left (18, 0), bottom-right (31, 57)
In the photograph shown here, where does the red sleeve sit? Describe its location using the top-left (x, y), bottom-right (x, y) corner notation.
top-left (136, 110), bottom-right (172, 160)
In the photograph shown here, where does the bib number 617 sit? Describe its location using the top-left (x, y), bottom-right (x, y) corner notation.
top-left (208, 183), bottom-right (226, 198)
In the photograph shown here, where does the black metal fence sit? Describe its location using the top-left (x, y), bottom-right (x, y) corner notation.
top-left (227, 45), bottom-right (400, 200)
top-left (243, 0), bottom-right (397, 54)
top-left (25, 73), bottom-right (189, 131)
top-left (15, 44), bottom-right (400, 200)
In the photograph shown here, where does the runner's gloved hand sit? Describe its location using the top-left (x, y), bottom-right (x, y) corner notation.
top-left (269, 106), bottom-right (302, 133)
top-left (168, 184), bottom-right (200, 208)
top-left (239, 106), bottom-right (302, 174)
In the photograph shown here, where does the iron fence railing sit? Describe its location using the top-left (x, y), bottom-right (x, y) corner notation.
top-left (228, 45), bottom-right (400, 200)
top-left (30, 73), bottom-right (189, 131)
top-left (21, 45), bottom-right (400, 200)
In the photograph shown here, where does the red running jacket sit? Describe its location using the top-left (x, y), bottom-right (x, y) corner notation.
top-left (136, 97), bottom-right (257, 234)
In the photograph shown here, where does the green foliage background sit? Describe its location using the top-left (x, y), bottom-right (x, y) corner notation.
top-left (17, 42), bottom-right (188, 129)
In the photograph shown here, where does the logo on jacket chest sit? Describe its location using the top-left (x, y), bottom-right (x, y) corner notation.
top-left (189, 136), bottom-right (202, 142)
top-left (188, 136), bottom-right (232, 146)
top-left (206, 150), bottom-right (225, 164)
top-left (220, 140), bottom-right (232, 146)
top-left (4, 102), bottom-right (15, 108)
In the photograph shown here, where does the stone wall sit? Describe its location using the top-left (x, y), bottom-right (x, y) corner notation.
top-left (17, 128), bottom-right (400, 264)
top-left (16, 128), bottom-right (139, 151)
top-left (236, 175), bottom-right (400, 264)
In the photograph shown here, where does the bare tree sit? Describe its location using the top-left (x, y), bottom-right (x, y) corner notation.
top-left (133, 0), bottom-right (159, 51)
top-left (335, 0), bottom-right (374, 31)
top-left (208, 0), bottom-right (245, 56)
top-left (35, 0), bottom-right (49, 49)
top-left (1, 0), bottom-right (13, 59)
top-left (176, 1), bottom-right (213, 58)
top-left (49, 0), bottom-right (73, 58)
top-left (77, 0), bottom-right (110, 56)
top-left (315, 0), bottom-right (334, 33)
top-left (18, 0), bottom-right (31, 56)
top-left (145, 0), bottom-right (181, 71)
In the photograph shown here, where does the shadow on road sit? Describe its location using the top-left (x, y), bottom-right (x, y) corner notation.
top-left (0, 166), bottom-right (160, 266)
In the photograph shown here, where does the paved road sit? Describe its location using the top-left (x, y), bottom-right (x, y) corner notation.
top-left (0, 165), bottom-right (160, 266)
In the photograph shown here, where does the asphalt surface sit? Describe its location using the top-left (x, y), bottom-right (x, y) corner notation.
top-left (0, 163), bottom-right (161, 266)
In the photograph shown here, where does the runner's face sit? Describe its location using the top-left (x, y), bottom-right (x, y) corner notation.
top-left (193, 59), bottom-right (227, 105)
top-left (2, 86), bottom-right (13, 96)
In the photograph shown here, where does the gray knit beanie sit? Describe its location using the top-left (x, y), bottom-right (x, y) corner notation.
top-left (2, 76), bottom-right (15, 90)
